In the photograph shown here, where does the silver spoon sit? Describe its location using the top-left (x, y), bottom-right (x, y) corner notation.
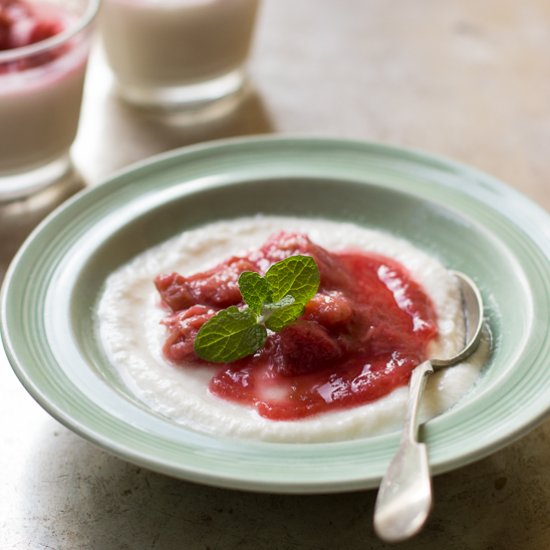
top-left (373, 270), bottom-right (484, 542)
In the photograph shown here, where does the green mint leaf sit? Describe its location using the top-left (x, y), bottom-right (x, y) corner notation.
top-left (238, 271), bottom-right (271, 315)
top-left (194, 306), bottom-right (266, 363)
top-left (192, 255), bottom-right (321, 363)
top-left (264, 300), bottom-right (305, 332)
top-left (265, 255), bottom-right (320, 305)
top-left (263, 294), bottom-right (296, 311)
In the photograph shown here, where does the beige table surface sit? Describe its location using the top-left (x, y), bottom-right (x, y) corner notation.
top-left (1, 1), bottom-right (550, 548)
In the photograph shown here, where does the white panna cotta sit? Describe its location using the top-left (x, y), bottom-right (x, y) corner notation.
top-left (0, 0), bottom-right (94, 197)
top-left (96, 216), bottom-right (488, 443)
top-left (0, 53), bottom-right (87, 172)
top-left (100, 0), bottom-right (259, 108)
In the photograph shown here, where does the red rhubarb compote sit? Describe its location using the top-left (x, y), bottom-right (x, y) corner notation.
top-left (155, 232), bottom-right (438, 420)
top-left (0, 0), bottom-right (67, 72)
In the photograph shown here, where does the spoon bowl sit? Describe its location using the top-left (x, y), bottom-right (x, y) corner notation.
top-left (373, 270), bottom-right (484, 542)
top-left (432, 271), bottom-right (484, 369)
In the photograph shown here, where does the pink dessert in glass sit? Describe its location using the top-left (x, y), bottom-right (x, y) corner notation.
top-left (0, 0), bottom-right (64, 56)
top-left (0, 0), bottom-right (97, 200)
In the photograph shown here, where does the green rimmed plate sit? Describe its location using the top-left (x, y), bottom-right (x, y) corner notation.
top-left (1, 137), bottom-right (549, 493)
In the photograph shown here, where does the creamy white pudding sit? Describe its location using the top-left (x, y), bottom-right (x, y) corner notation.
top-left (0, 0), bottom-right (96, 199)
top-left (100, 0), bottom-right (259, 109)
top-left (0, 48), bottom-right (87, 172)
top-left (96, 216), bottom-right (488, 443)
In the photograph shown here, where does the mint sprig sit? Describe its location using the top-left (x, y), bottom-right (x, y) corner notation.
top-left (194, 255), bottom-right (320, 363)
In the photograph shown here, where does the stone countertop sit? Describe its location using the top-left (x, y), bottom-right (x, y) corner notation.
top-left (1, 1), bottom-right (549, 548)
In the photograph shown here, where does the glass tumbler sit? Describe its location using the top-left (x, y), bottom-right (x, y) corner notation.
top-left (0, 0), bottom-right (98, 201)
top-left (100, 0), bottom-right (260, 111)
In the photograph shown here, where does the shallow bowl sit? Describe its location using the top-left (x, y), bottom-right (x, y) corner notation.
top-left (2, 137), bottom-right (549, 493)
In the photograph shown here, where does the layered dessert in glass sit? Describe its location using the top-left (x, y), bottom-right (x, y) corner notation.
top-left (0, 0), bottom-right (98, 200)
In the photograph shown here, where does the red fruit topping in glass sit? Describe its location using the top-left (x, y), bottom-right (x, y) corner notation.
top-left (155, 232), bottom-right (439, 420)
top-left (0, 0), bottom-right (67, 73)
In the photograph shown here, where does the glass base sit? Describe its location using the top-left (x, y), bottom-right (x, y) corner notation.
top-left (0, 155), bottom-right (73, 203)
top-left (116, 68), bottom-right (247, 113)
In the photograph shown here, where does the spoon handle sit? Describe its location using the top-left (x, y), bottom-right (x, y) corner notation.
top-left (373, 360), bottom-right (434, 542)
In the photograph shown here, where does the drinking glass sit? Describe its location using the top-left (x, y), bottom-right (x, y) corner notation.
top-left (101, 0), bottom-right (260, 112)
top-left (0, 0), bottom-right (99, 201)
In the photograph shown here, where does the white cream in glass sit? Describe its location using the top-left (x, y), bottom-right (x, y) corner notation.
top-left (0, 0), bottom-right (98, 201)
top-left (100, 0), bottom-right (260, 110)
